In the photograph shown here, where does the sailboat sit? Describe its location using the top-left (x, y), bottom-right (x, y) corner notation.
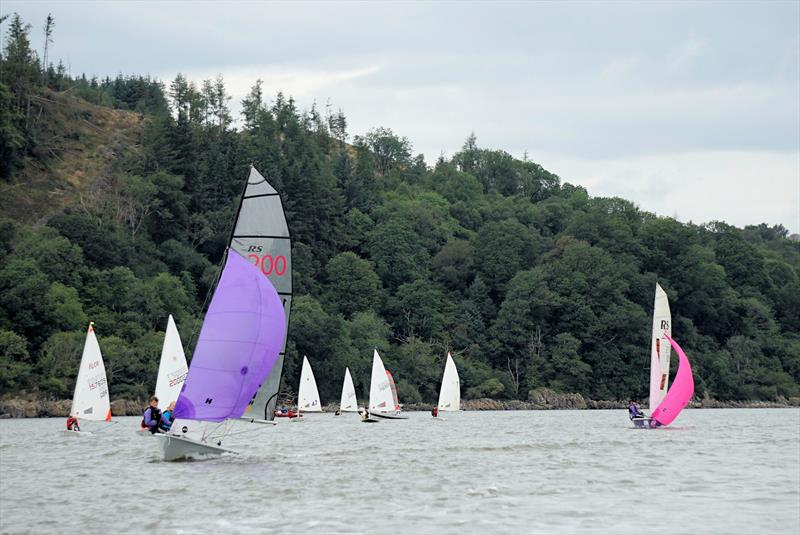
top-left (337, 367), bottom-right (358, 414)
top-left (236, 166), bottom-right (293, 423)
top-left (368, 349), bottom-right (408, 420)
top-left (296, 355), bottom-right (322, 418)
top-left (632, 283), bottom-right (695, 428)
top-left (65, 322), bottom-right (111, 435)
top-left (433, 352), bottom-right (460, 419)
top-left (138, 315), bottom-right (188, 434)
top-left (155, 167), bottom-right (288, 461)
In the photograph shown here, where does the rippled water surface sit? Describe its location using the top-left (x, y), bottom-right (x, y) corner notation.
top-left (1, 409), bottom-right (798, 534)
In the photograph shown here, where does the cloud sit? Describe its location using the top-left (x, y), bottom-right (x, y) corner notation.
top-left (537, 150), bottom-right (800, 233)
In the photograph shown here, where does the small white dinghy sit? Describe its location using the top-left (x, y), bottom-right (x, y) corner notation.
top-left (64, 322), bottom-right (112, 435)
top-left (337, 367), bottom-right (358, 415)
top-left (292, 355), bottom-right (322, 422)
top-left (433, 352), bottom-right (461, 421)
top-left (368, 349), bottom-right (408, 420)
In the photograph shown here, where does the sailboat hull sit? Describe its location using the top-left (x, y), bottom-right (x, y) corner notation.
top-left (156, 433), bottom-right (235, 461)
top-left (372, 412), bottom-right (409, 420)
top-left (632, 417), bottom-right (660, 429)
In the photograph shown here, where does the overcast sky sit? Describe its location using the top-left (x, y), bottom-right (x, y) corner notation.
top-left (3, 1), bottom-right (799, 233)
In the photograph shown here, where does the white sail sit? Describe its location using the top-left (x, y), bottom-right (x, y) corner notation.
top-left (154, 315), bottom-right (188, 409)
top-left (369, 349), bottom-right (396, 414)
top-left (648, 283), bottom-right (672, 411)
top-left (340, 368), bottom-right (358, 412)
top-left (298, 356), bottom-right (322, 412)
top-left (71, 323), bottom-right (111, 421)
top-left (437, 352), bottom-right (460, 411)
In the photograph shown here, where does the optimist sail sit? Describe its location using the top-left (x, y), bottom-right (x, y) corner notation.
top-left (298, 356), bottom-right (322, 412)
top-left (369, 349), bottom-right (397, 413)
top-left (339, 368), bottom-right (358, 412)
top-left (71, 323), bottom-right (111, 421)
top-left (648, 283), bottom-right (672, 411)
top-left (234, 167), bottom-right (292, 421)
top-left (437, 352), bottom-right (461, 411)
top-left (172, 250), bottom-right (286, 422)
top-left (154, 315), bottom-right (188, 409)
top-left (650, 334), bottom-right (694, 426)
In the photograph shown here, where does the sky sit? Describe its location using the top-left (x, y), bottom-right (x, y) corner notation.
top-left (3, 1), bottom-right (799, 233)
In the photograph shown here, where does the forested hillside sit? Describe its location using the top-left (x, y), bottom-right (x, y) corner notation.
top-left (1, 14), bottom-right (798, 405)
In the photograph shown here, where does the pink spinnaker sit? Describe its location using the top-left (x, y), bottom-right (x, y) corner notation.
top-left (651, 334), bottom-right (694, 426)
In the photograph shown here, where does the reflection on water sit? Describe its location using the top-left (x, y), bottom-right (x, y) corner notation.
top-left (1, 409), bottom-right (798, 534)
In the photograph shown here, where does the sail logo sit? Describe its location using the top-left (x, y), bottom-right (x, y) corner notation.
top-left (88, 360), bottom-right (100, 370)
top-left (660, 320), bottom-right (669, 330)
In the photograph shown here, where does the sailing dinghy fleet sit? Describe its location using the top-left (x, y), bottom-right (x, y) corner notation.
top-left (61, 167), bottom-right (696, 459)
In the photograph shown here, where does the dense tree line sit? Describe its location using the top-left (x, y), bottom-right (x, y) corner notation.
top-left (1, 14), bottom-right (798, 404)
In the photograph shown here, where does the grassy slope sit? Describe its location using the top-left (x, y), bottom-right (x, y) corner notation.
top-left (0, 89), bottom-right (144, 224)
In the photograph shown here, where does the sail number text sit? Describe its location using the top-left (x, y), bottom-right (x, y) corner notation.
top-left (247, 254), bottom-right (288, 276)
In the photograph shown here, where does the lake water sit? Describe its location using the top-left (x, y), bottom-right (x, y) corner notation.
top-left (1, 409), bottom-right (798, 534)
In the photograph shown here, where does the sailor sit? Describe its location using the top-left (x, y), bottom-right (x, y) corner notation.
top-left (627, 399), bottom-right (644, 419)
top-left (160, 401), bottom-right (176, 432)
top-left (66, 415), bottom-right (80, 432)
top-left (142, 396), bottom-right (162, 434)
top-left (360, 409), bottom-right (370, 421)
top-left (431, 406), bottom-right (439, 418)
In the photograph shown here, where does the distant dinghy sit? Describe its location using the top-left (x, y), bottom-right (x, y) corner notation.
top-left (434, 352), bottom-right (460, 419)
top-left (368, 349), bottom-right (408, 420)
top-left (65, 322), bottom-right (112, 435)
top-left (295, 355), bottom-right (322, 419)
top-left (632, 283), bottom-right (694, 428)
top-left (338, 367), bottom-right (358, 414)
top-left (139, 315), bottom-right (188, 435)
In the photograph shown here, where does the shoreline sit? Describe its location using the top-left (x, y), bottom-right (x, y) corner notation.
top-left (1, 394), bottom-right (797, 419)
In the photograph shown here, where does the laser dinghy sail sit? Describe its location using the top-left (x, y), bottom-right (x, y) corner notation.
top-left (65, 322), bottom-right (111, 435)
top-left (338, 367), bottom-right (358, 413)
top-left (297, 355), bottom-right (322, 415)
top-left (434, 352), bottom-right (460, 419)
top-left (368, 349), bottom-right (408, 420)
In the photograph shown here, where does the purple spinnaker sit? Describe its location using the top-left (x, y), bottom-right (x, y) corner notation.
top-left (173, 250), bottom-right (286, 422)
top-left (651, 334), bottom-right (694, 427)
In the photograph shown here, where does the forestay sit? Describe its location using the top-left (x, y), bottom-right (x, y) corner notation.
top-left (437, 352), bottom-right (461, 411)
top-left (233, 166), bottom-right (292, 421)
top-left (339, 368), bottom-right (358, 412)
top-left (298, 356), bottom-right (322, 412)
top-left (71, 323), bottom-right (111, 422)
top-left (154, 315), bottom-right (188, 409)
top-left (648, 283), bottom-right (672, 412)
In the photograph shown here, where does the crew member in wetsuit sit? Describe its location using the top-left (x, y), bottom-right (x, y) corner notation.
top-left (627, 399), bottom-right (645, 419)
top-left (431, 406), bottom-right (439, 418)
top-left (142, 396), bottom-right (162, 434)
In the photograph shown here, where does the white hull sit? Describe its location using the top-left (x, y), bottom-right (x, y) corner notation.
top-left (61, 429), bottom-right (92, 437)
top-left (156, 433), bottom-right (235, 461)
top-left (372, 411), bottom-right (409, 420)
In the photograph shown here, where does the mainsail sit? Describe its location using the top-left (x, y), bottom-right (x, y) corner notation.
top-left (233, 166), bottom-right (292, 420)
top-left (437, 352), bottom-right (461, 411)
top-left (651, 334), bottom-right (694, 426)
top-left (339, 368), bottom-right (358, 412)
top-left (172, 250), bottom-right (286, 422)
top-left (154, 315), bottom-right (188, 409)
top-left (369, 349), bottom-right (396, 413)
top-left (298, 356), bottom-right (322, 412)
top-left (648, 283), bottom-right (672, 411)
top-left (71, 322), bottom-right (111, 422)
